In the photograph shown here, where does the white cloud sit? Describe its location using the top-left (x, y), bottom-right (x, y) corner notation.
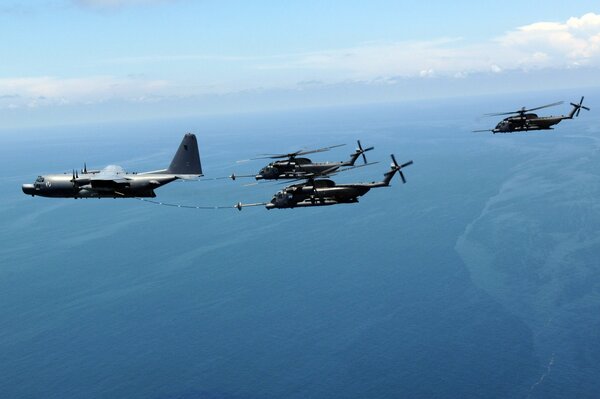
top-left (0, 76), bottom-right (170, 109)
top-left (419, 69), bottom-right (436, 78)
top-left (254, 13), bottom-right (600, 80)
top-left (497, 12), bottom-right (600, 64)
top-left (2, 13), bottom-right (599, 111)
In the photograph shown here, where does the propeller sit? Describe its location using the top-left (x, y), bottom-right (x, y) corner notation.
top-left (252, 144), bottom-right (346, 160)
top-left (391, 154), bottom-right (413, 184)
top-left (570, 96), bottom-right (590, 117)
top-left (82, 162), bottom-right (87, 174)
top-left (356, 140), bottom-right (374, 164)
top-left (71, 170), bottom-right (80, 189)
top-left (485, 101), bottom-right (564, 117)
top-left (70, 167), bottom-right (92, 190)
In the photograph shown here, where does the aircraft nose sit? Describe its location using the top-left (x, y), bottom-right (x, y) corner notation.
top-left (22, 184), bottom-right (36, 195)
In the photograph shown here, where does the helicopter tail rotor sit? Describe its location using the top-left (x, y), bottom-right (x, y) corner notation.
top-left (356, 140), bottom-right (374, 164)
top-left (391, 154), bottom-right (413, 184)
top-left (569, 96), bottom-right (590, 118)
top-left (378, 154), bottom-right (413, 186)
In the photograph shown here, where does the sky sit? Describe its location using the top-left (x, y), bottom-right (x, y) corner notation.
top-left (1, 0), bottom-right (600, 127)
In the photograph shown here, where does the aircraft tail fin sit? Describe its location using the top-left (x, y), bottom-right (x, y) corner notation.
top-left (166, 133), bottom-right (203, 176)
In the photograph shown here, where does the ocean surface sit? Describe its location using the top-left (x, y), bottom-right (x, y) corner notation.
top-left (1, 90), bottom-right (600, 398)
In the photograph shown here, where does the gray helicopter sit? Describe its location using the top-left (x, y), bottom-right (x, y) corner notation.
top-left (474, 96), bottom-right (589, 133)
top-left (230, 140), bottom-right (374, 181)
top-left (236, 154), bottom-right (412, 210)
top-left (22, 133), bottom-right (202, 199)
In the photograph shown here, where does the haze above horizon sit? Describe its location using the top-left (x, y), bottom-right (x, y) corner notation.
top-left (2, 1), bottom-right (600, 127)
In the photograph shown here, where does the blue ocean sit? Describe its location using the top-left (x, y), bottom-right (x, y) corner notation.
top-left (1, 91), bottom-right (600, 398)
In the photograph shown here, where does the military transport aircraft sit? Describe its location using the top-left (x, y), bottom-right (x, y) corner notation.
top-left (474, 96), bottom-right (589, 133)
top-left (230, 140), bottom-right (374, 181)
top-left (22, 133), bottom-right (202, 199)
top-left (236, 154), bottom-right (412, 210)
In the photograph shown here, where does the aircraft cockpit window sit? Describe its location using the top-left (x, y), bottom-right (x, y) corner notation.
top-left (36, 176), bottom-right (44, 183)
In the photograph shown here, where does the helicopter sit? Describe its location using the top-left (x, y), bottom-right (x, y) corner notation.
top-left (236, 154), bottom-right (412, 210)
top-left (474, 96), bottom-right (589, 134)
top-left (230, 140), bottom-right (374, 181)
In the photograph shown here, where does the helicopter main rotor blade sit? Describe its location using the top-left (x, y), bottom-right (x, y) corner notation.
top-left (485, 101), bottom-right (564, 117)
top-left (525, 101), bottom-right (564, 112)
top-left (295, 143), bottom-right (346, 157)
top-left (250, 144), bottom-right (346, 160)
top-left (336, 161), bottom-right (379, 174)
top-left (285, 161), bottom-right (380, 183)
top-left (485, 111), bottom-right (518, 117)
top-left (250, 152), bottom-right (301, 160)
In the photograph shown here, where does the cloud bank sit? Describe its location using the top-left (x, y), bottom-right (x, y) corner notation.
top-left (0, 76), bottom-right (170, 109)
top-left (2, 13), bottom-right (600, 111)
top-left (497, 13), bottom-right (600, 66)
top-left (258, 13), bottom-right (600, 79)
